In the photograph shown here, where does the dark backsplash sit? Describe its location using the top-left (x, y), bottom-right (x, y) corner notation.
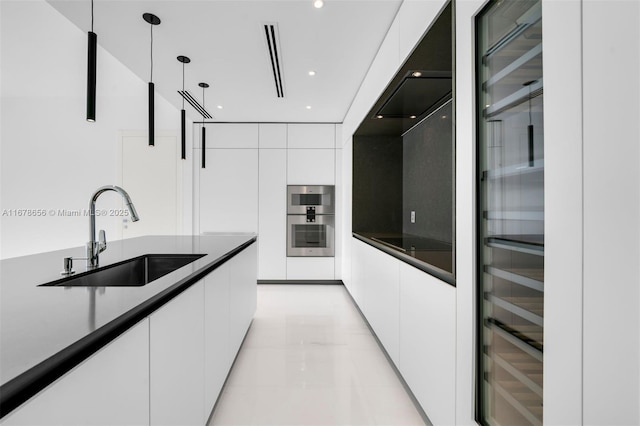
top-left (402, 101), bottom-right (453, 243)
top-left (352, 135), bottom-right (403, 233)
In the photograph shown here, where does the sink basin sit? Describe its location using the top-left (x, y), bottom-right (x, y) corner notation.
top-left (40, 254), bottom-right (206, 287)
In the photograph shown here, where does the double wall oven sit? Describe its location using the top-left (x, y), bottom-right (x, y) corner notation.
top-left (287, 185), bottom-right (335, 257)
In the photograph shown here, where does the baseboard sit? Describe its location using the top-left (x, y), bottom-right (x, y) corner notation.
top-left (257, 279), bottom-right (344, 285)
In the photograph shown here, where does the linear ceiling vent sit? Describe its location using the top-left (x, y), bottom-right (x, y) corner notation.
top-left (263, 23), bottom-right (285, 98)
top-left (178, 90), bottom-right (213, 119)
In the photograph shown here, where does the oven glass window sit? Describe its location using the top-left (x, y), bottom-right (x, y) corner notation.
top-left (292, 193), bottom-right (323, 206)
top-left (293, 224), bottom-right (327, 248)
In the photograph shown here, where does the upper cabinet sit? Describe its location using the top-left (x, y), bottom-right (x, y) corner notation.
top-left (259, 123), bottom-right (287, 149)
top-left (287, 124), bottom-right (335, 149)
top-left (206, 123), bottom-right (259, 149)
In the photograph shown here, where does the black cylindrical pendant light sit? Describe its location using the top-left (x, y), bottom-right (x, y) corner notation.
top-left (148, 82), bottom-right (155, 145)
top-left (524, 80), bottom-right (535, 167)
top-left (177, 56), bottom-right (191, 160)
top-left (201, 126), bottom-right (206, 168)
top-left (86, 0), bottom-right (97, 122)
top-left (143, 13), bottom-right (161, 146)
top-left (199, 82), bottom-right (209, 168)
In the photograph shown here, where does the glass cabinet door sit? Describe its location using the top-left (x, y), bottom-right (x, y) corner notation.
top-left (477, 1), bottom-right (544, 425)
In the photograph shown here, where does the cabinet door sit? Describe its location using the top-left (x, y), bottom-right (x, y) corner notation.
top-left (199, 149), bottom-right (259, 233)
top-left (259, 123), bottom-right (286, 148)
top-left (399, 263), bottom-right (455, 425)
top-left (286, 257), bottom-right (335, 280)
top-left (204, 262), bottom-right (231, 419)
top-left (258, 149), bottom-right (287, 279)
top-left (287, 124), bottom-right (335, 148)
top-left (150, 282), bottom-right (204, 426)
top-left (229, 243), bottom-right (257, 359)
top-left (287, 149), bottom-right (335, 185)
top-left (360, 242), bottom-right (400, 365)
top-left (2, 319), bottom-right (150, 426)
top-left (207, 123), bottom-right (259, 149)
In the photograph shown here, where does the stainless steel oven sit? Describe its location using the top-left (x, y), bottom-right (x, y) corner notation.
top-left (287, 185), bottom-right (335, 215)
top-left (287, 185), bottom-right (335, 257)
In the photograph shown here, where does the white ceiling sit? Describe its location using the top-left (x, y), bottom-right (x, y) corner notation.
top-left (47, 0), bottom-right (402, 123)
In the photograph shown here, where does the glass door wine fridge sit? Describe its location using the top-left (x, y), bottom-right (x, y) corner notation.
top-left (476, 0), bottom-right (544, 425)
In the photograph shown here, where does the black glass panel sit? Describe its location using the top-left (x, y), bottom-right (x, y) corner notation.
top-left (293, 224), bottom-right (327, 248)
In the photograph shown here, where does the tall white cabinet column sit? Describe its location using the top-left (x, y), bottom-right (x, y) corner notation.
top-left (286, 124), bottom-right (336, 280)
top-left (258, 124), bottom-right (287, 279)
top-left (195, 123), bottom-right (338, 281)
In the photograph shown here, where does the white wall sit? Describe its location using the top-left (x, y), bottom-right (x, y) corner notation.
top-left (0, 0), bottom-right (185, 259)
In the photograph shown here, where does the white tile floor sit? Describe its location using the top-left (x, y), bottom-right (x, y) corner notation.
top-left (208, 284), bottom-right (426, 426)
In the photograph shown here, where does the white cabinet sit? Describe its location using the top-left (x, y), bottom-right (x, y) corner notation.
top-left (204, 263), bottom-right (231, 418)
top-left (259, 123), bottom-right (286, 148)
top-left (356, 240), bottom-right (400, 364)
top-left (399, 262), bottom-right (455, 426)
top-left (286, 257), bottom-right (335, 280)
top-left (258, 149), bottom-right (287, 279)
top-left (199, 149), bottom-right (259, 233)
top-left (1, 319), bottom-right (150, 426)
top-left (348, 237), bottom-right (456, 423)
top-left (287, 149), bottom-right (335, 185)
top-left (287, 124), bottom-right (335, 149)
top-left (229, 243), bottom-right (258, 357)
top-left (207, 123), bottom-right (259, 148)
top-left (150, 282), bottom-right (205, 426)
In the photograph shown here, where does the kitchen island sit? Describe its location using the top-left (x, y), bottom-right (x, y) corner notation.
top-left (0, 234), bottom-right (257, 424)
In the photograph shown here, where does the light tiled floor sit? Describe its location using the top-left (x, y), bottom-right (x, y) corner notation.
top-left (208, 284), bottom-right (426, 426)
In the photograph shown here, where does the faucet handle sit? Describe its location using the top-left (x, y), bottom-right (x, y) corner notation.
top-left (98, 230), bottom-right (107, 253)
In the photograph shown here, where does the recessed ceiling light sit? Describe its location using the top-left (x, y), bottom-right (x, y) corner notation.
top-left (376, 115), bottom-right (383, 119)
top-left (314, 0), bottom-right (324, 8)
top-left (306, 105), bottom-right (312, 109)
top-left (411, 71), bottom-right (422, 77)
top-left (308, 71), bottom-right (316, 76)
top-left (217, 105), bottom-right (223, 109)
top-left (442, 115), bottom-right (447, 119)
top-left (409, 115), bottom-right (417, 119)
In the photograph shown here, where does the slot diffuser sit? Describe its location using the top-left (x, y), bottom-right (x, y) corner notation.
top-left (178, 91), bottom-right (213, 119)
top-left (263, 23), bottom-right (285, 98)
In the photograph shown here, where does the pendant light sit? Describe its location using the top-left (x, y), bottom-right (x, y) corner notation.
top-left (199, 82), bottom-right (209, 168)
top-left (524, 80), bottom-right (535, 167)
top-left (177, 56), bottom-right (190, 160)
top-left (86, 0), bottom-right (97, 122)
top-left (143, 13), bottom-right (161, 146)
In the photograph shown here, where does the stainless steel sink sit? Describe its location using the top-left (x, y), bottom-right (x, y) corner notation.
top-left (40, 254), bottom-right (206, 287)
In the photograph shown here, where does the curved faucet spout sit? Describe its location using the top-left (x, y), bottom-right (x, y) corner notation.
top-left (87, 185), bottom-right (140, 268)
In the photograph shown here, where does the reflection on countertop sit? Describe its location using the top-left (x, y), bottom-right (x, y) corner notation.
top-left (353, 232), bottom-right (454, 285)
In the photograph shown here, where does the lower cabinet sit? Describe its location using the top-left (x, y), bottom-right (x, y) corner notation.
top-left (2, 246), bottom-right (258, 426)
top-left (150, 282), bottom-right (205, 426)
top-left (399, 262), bottom-right (455, 425)
top-left (204, 262), bottom-right (231, 418)
top-left (349, 237), bottom-right (456, 425)
top-left (1, 319), bottom-right (150, 426)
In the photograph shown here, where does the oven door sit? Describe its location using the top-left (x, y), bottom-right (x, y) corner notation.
top-left (287, 214), bottom-right (335, 257)
top-left (287, 185), bottom-right (335, 215)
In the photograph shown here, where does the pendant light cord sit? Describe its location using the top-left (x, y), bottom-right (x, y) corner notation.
top-left (91, 0), bottom-right (94, 32)
top-left (150, 24), bottom-right (154, 82)
top-left (182, 63), bottom-right (185, 109)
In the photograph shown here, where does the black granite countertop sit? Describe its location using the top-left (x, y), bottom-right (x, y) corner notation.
top-left (0, 234), bottom-right (256, 417)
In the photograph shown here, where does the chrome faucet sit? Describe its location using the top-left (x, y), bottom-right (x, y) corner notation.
top-left (87, 185), bottom-right (139, 268)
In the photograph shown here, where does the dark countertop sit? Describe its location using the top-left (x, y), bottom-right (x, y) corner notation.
top-left (353, 232), bottom-right (455, 286)
top-left (0, 234), bottom-right (256, 417)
